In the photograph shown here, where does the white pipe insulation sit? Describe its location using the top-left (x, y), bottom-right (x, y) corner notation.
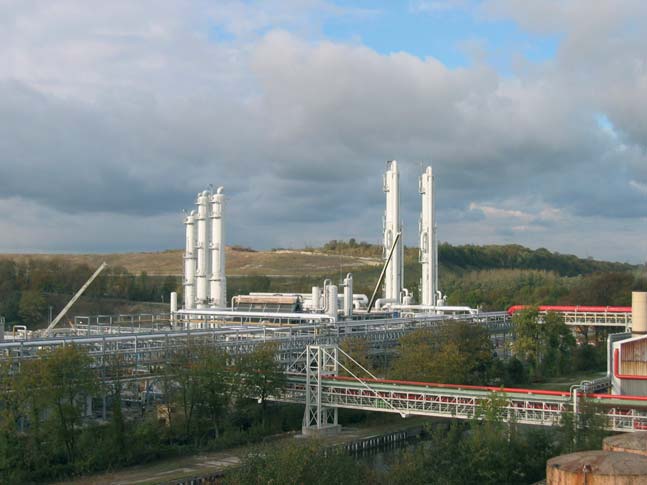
top-left (209, 187), bottom-right (226, 308)
top-left (177, 309), bottom-right (335, 323)
top-left (183, 210), bottom-right (197, 309)
top-left (326, 285), bottom-right (339, 321)
top-left (386, 304), bottom-right (477, 314)
top-left (383, 160), bottom-right (403, 303)
top-left (419, 166), bottom-right (438, 306)
top-left (343, 273), bottom-right (353, 317)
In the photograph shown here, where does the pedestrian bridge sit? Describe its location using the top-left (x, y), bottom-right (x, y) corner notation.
top-left (284, 345), bottom-right (647, 435)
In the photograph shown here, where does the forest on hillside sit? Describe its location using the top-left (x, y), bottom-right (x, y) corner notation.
top-left (1, 240), bottom-right (645, 328)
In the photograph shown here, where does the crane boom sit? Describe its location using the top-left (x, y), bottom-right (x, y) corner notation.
top-left (367, 232), bottom-right (401, 313)
top-left (44, 262), bottom-right (108, 336)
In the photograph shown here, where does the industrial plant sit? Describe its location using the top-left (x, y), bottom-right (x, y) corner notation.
top-left (2, 160), bottom-right (647, 483)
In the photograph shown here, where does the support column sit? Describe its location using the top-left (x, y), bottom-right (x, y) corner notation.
top-left (302, 345), bottom-right (340, 436)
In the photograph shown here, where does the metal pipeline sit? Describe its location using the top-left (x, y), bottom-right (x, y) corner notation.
top-left (385, 304), bottom-right (478, 314)
top-left (177, 309), bottom-right (336, 323)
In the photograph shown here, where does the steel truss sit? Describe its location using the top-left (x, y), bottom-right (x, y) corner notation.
top-left (283, 346), bottom-right (647, 433)
top-left (540, 310), bottom-right (631, 329)
top-left (0, 313), bottom-right (511, 372)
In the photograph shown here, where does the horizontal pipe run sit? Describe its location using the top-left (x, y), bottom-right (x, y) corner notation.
top-left (177, 309), bottom-right (336, 322)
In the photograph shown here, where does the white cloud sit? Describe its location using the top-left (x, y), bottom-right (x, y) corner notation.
top-left (0, 1), bottom-right (646, 262)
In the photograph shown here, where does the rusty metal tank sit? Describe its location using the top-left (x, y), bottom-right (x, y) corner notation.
top-left (603, 432), bottom-right (647, 457)
top-left (546, 450), bottom-right (647, 484)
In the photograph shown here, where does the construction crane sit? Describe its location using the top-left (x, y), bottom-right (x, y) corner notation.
top-left (43, 262), bottom-right (108, 336)
top-left (367, 232), bottom-right (401, 313)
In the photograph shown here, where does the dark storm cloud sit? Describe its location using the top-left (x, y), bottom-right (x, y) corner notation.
top-left (0, 1), bottom-right (646, 261)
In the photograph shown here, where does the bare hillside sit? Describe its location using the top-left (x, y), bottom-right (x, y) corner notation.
top-left (0, 248), bottom-right (381, 277)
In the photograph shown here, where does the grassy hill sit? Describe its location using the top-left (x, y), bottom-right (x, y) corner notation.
top-left (1, 241), bottom-right (643, 327)
top-left (0, 247), bottom-right (381, 277)
top-left (0, 241), bottom-right (634, 280)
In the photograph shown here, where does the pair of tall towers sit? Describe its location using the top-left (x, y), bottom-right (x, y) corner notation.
top-left (383, 161), bottom-right (438, 305)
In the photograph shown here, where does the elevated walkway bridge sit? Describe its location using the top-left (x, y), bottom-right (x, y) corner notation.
top-left (508, 305), bottom-right (632, 329)
top-left (286, 345), bottom-right (647, 435)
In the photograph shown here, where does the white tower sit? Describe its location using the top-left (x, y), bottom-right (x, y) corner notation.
top-left (209, 187), bottom-right (227, 308)
top-left (183, 210), bottom-right (197, 309)
top-left (195, 190), bottom-right (210, 308)
top-left (383, 160), bottom-right (403, 302)
top-left (419, 166), bottom-right (438, 306)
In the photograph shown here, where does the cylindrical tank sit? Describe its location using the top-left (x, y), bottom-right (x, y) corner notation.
top-left (209, 187), bottom-right (226, 308)
top-left (326, 285), bottom-right (338, 320)
top-left (312, 286), bottom-right (321, 311)
top-left (604, 432), bottom-right (647, 457)
top-left (183, 210), bottom-right (197, 309)
top-left (632, 292), bottom-right (647, 335)
top-left (170, 292), bottom-right (178, 314)
top-left (343, 274), bottom-right (353, 318)
top-left (546, 450), bottom-right (647, 484)
top-left (195, 190), bottom-right (210, 308)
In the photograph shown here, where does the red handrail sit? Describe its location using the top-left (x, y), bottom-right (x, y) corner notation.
top-left (507, 305), bottom-right (632, 316)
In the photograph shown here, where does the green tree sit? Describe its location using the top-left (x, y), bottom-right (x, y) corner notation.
top-left (39, 345), bottom-right (98, 463)
top-left (339, 337), bottom-right (373, 377)
top-left (513, 308), bottom-right (576, 379)
top-left (224, 440), bottom-right (372, 485)
top-left (18, 290), bottom-right (46, 327)
top-left (237, 343), bottom-right (286, 423)
top-left (194, 347), bottom-right (231, 439)
top-left (169, 347), bottom-right (203, 439)
top-left (391, 322), bottom-right (493, 384)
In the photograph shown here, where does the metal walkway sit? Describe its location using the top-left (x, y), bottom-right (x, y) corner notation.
top-left (286, 346), bottom-right (647, 434)
top-left (0, 312), bottom-right (511, 368)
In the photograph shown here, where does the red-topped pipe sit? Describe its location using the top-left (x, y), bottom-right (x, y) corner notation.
top-left (328, 374), bottom-right (647, 402)
top-left (507, 305), bottom-right (632, 316)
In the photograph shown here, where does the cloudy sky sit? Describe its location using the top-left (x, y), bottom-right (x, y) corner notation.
top-left (1, 0), bottom-right (646, 263)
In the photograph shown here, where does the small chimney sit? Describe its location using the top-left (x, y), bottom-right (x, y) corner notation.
top-left (632, 292), bottom-right (647, 336)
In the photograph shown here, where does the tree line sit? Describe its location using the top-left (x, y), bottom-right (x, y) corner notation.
top-left (317, 239), bottom-right (635, 276)
top-left (227, 395), bottom-right (610, 485)
top-left (0, 342), bottom-right (289, 483)
top-left (0, 259), bottom-right (180, 328)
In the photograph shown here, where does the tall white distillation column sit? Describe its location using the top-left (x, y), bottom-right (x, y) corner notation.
top-left (183, 210), bottom-right (197, 309)
top-left (209, 187), bottom-right (226, 308)
top-left (419, 166), bottom-right (438, 306)
top-left (195, 190), bottom-right (210, 309)
top-left (383, 160), bottom-right (402, 302)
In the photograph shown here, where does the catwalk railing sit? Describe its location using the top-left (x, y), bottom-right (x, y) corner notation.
top-left (280, 374), bottom-right (647, 433)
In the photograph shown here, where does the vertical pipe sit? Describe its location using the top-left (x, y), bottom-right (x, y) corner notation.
top-left (383, 160), bottom-right (402, 302)
top-left (419, 166), bottom-right (437, 306)
top-left (327, 285), bottom-right (338, 321)
top-left (312, 286), bottom-right (321, 311)
top-left (183, 210), bottom-right (197, 309)
top-left (195, 190), bottom-right (210, 308)
top-left (343, 273), bottom-right (353, 318)
top-left (209, 187), bottom-right (227, 308)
